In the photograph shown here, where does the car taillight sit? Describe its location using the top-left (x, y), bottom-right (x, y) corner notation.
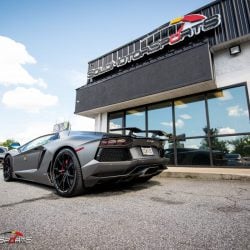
top-left (100, 138), bottom-right (129, 146)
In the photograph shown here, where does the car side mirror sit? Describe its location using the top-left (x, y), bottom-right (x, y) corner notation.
top-left (10, 142), bottom-right (21, 149)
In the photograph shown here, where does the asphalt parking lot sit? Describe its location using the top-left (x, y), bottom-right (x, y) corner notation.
top-left (0, 170), bottom-right (249, 250)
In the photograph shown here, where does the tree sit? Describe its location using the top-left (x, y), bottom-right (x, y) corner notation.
top-left (200, 127), bottom-right (229, 153)
top-left (0, 139), bottom-right (15, 150)
top-left (228, 136), bottom-right (250, 157)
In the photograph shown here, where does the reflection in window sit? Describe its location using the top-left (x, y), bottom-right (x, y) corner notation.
top-left (208, 86), bottom-right (250, 134)
top-left (174, 95), bottom-right (207, 137)
top-left (21, 134), bottom-right (56, 152)
top-left (107, 85), bottom-right (250, 168)
top-left (109, 112), bottom-right (123, 134)
top-left (126, 108), bottom-right (145, 135)
top-left (176, 138), bottom-right (211, 165)
top-left (148, 102), bottom-right (172, 143)
top-left (214, 135), bottom-right (250, 167)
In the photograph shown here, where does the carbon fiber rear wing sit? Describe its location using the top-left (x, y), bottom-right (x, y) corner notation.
top-left (110, 127), bottom-right (185, 141)
top-left (110, 127), bottom-right (170, 138)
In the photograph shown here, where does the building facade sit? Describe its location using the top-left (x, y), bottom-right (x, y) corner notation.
top-left (75, 0), bottom-right (250, 167)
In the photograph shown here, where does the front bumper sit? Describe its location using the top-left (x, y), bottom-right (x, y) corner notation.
top-left (81, 157), bottom-right (168, 187)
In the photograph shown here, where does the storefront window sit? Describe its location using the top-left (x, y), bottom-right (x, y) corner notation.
top-left (207, 86), bottom-right (250, 134)
top-left (126, 107), bottom-right (146, 135)
top-left (212, 135), bottom-right (250, 167)
top-left (107, 85), bottom-right (250, 168)
top-left (174, 138), bottom-right (211, 165)
top-left (108, 112), bottom-right (123, 134)
top-left (174, 95), bottom-right (207, 137)
top-left (148, 102), bottom-right (173, 138)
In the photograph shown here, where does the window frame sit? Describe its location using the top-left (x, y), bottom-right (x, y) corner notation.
top-left (107, 83), bottom-right (250, 166)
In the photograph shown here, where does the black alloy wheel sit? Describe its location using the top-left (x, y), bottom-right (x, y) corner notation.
top-left (3, 155), bottom-right (13, 182)
top-left (52, 148), bottom-right (84, 197)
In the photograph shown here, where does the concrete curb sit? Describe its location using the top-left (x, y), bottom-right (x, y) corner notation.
top-left (159, 170), bottom-right (250, 181)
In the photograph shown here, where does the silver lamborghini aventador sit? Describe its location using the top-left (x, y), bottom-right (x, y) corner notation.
top-left (3, 128), bottom-right (168, 197)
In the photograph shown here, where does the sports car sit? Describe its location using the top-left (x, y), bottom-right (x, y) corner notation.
top-left (3, 128), bottom-right (168, 197)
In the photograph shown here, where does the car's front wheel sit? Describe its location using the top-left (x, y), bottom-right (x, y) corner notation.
top-left (3, 155), bottom-right (14, 182)
top-left (52, 148), bottom-right (84, 197)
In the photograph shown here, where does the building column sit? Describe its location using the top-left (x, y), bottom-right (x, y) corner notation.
top-left (95, 113), bottom-right (107, 132)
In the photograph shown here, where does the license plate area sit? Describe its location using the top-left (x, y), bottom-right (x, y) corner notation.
top-left (141, 147), bottom-right (154, 156)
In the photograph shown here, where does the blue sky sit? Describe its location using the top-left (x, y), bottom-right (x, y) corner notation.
top-left (0, 0), bottom-right (214, 144)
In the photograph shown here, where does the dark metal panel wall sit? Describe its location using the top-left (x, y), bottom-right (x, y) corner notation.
top-left (75, 44), bottom-right (212, 113)
top-left (203, 0), bottom-right (250, 46)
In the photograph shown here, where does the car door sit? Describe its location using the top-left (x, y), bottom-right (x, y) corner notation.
top-left (13, 134), bottom-right (56, 172)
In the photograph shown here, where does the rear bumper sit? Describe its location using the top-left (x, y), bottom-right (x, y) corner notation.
top-left (81, 157), bottom-right (168, 187)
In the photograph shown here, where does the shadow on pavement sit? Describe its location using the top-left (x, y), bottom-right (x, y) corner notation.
top-left (84, 179), bottom-right (161, 197)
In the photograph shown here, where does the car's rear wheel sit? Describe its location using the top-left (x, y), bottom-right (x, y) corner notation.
top-left (3, 155), bottom-right (14, 182)
top-left (52, 148), bottom-right (84, 197)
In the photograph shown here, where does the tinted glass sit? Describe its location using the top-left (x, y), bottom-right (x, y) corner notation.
top-left (176, 138), bottom-right (211, 165)
top-left (148, 102), bottom-right (173, 139)
top-left (109, 112), bottom-right (123, 134)
top-left (208, 86), bottom-right (250, 134)
top-left (213, 135), bottom-right (250, 167)
top-left (174, 95), bottom-right (207, 137)
top-left (21, 134), bottom-right (57, 152)
top-left (126, 108), bottom-right (146, 135)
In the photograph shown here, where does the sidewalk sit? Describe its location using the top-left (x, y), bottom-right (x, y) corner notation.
top-left (160, 167), bottom-right (250, 181)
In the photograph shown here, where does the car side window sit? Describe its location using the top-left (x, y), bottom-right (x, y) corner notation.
top-left (0, 148), bottom-right (4, 153)
top-left (20, 134), bottom-right (58, 152)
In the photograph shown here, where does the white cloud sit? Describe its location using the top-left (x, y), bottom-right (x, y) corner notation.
top-left (218, 127), bottom-right (236, 135)
top-left (109, 122), bottom-right (121, 130)
top-left (175, 119), bottom-right (184, 128)
top-left (0, 36), bottom-right (37, 86)
top-left (161, 121), bottom-right (173, 127)
top-left (2, 87), bottom-right (58, 113)
top-left (36, 78), bottom-right (48, 89)
top-left (179, 114), bottom-right (192, 120)
top-left (218, 90), bottom-right (233, 101)
top-left (227, 105), bottom-right (248, 117)
top-left (161, 119), bottom-right (184, 128)
top-left (0, 36), bottom-right (49, 90)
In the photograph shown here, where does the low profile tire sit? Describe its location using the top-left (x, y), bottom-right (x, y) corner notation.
top-left (52, 148), bottom-right (84, 197)
top-left (3, 155), bottom-right (14, 182)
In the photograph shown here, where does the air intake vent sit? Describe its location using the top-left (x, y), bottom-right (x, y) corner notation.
top-left (96, 148), bottom-right (132, 162)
